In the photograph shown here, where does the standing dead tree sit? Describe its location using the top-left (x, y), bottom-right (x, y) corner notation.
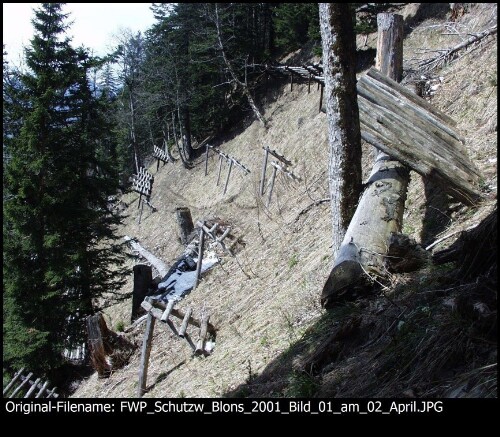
top-left (319, 3), bottom-right (363, 259)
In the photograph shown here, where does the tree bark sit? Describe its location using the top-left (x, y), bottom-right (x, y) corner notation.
top-left (319, 3), bottom-right (362, 258)
top-left (321, 13), bottom-right (410, 308)
top-left (131, 264), bottom-right (152, 322)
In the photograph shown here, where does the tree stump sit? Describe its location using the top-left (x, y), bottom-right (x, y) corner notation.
top-left (132, 264), bottom-right (152, 323)
top-left (176, 207), bottom-right (194, 246)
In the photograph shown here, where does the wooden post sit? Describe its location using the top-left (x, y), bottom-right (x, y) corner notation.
top-left (131, 264), bottom-right (152, 323)
top-left (138, 197), bottom-right (144, 224)
top-left (35, 380), bottom-right (50, 398)
top-left (195, 313), bottom-right (210, 355)
top-left (319, 84), bottom-right (324, 112)
top-left (322, 13), bottom-right (410, 308)
top-left (137, 312), bottom-right (155, 398)
top-left (9, 372), bottom-right (33, 398)
top-left (160, 299), bottom-right (175, 322)
top-left (266, 165), bottom-right (278, 207)
top-left (3, 367), bottom-right (25, 396)
top-left (176, 207), bottom-right (194, 246)
top-left (24, 378), bottom-right (41, 398)
top-left (194, 225), bottom-right (205, 290)
top-left (223, 159), bottom-right (233, 195)
top-left (178, 307), bottom-right (193, 338)
top-left (260, 147), bottom-right (269, 196)
top-left (290, 73), bottom-right (293, 91)
top-left (204, 144), bottom-right (210, 176)
top-left (308, 73), bottom-right (311, 93)
top-left (216, 154), bottom-right (224, 186)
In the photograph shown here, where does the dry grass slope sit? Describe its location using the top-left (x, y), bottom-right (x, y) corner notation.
top-left (72, 3), bottom-right (496, 398)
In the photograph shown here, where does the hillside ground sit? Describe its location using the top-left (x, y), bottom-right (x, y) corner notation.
top-left (72, 3), bottom-right (497, 398)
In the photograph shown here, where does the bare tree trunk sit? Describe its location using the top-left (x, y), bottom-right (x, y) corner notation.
top-left (129, 93), bottom-right (140, 174)
top-left (172, 110), bottom-right (190, 168)
top-left (319, 3), bottom-right (362, 258)
top-left (213, 4), bottom-right (268, 128)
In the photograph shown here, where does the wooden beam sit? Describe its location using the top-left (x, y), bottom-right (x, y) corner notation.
top-left (160, 299), bottom-right (175, 322)
top-left (264, 146), bottom-right (293, 167)
top-left (204, 144), bottom-right (210, 176)
top-left (178, 307), bottom-right (193, 338)
top-left (24, 378), bottom-right (41, 398)
top-left (124, 237), bottom-right (168, 277)
top-left (137, 312), bottom-right (155, 398)
top-left (266, 165), bottom-right (278, 208)
top-left (35, 380), bottom-right (50, 398)
top-left (194, 224), bottom-right (205, 289)
top-left (270, 160), bottom-right (301, 181)
top-left (195, 313), bottom-right (210, 355)
top-left (3, 367), bottom-right (25, 396)
top-left (216, 154), bottom-right (224, 186)
top-left (223, 159), bottom-right (233, 195)
top-left (9, 372), bottom-right (33, 398)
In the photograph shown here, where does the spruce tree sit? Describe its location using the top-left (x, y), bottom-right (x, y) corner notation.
top-left (3, 3), bottom-right (126, 374)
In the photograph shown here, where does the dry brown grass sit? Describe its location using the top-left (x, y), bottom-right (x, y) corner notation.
top-left (72, 3), bottom-right (496, 398)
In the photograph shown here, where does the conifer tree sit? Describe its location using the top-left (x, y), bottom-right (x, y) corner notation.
top-left (3, 3), bottom-right (126, 374)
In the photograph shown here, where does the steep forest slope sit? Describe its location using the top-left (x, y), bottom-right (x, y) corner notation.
top-left (73, 3), bottom-right (497, 398)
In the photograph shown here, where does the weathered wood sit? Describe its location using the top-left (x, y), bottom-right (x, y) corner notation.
top-left (179, 307), bottom-right (193, 338)
top-left (87, 313), bottom-right (112, 377)
top-left (322, 13), bottom-right (410, 308)
top-left (46, 387), bottom-right (58, 398)
top-left (195, 313), bottom-right (210, 355)
top-left (205, 144), bottom-right (210, 176)
top-left (160, 299), bottom-right (175, 322)
top-left (143, 300), bottom-right (216, 335)
top-left (194, 224), bottom-right (205, 289)
top-left (176, 207), bottom-right (194, 246)
top-left (9, 372), bottom-right (33, 398)
top-left (264, 146), bottom-right (293, 167)
top-left (223, 159), bottom-right (233, 195)
top-left (124, 236), bottom-right (168, 277)
top-left (125, 314), bottom-right (148, 333)
top-left (196, 220), bottom-right (231, 255)
top-left (260, 147), bottom-right (269, 196)
top-left (270, 160), bottom-right (301, 181)
top-left (216, 154), bottom-right (224, 186)
top-left (266, 165), bottom-right (278, 207)
top-left (24, 378), bottom-right (41, 398)
top-left (3, 367), bottom-right (25, 396)
top-left (131, 264), bottom-right (152, 322)
top-left (35, 380), bottom-right (50, 398)
top-left (137, 312), bottom-right (156, 397)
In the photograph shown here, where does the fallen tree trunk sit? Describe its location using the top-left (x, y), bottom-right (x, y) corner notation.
top-left (322, 13), bottom-right (410, 308)
top-left (124, 236), bottom-right (168, 277)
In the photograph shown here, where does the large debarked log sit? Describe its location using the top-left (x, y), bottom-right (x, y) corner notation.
top-left (322, 13), bottom-right (410, 308)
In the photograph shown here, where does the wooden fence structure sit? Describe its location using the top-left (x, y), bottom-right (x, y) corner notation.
top-left (3, 368), bottom-right (59, 399)
top-left (204, 145), bottom-right (251, 195)
top-left (153, 145), bottom-right (170, 171)
top-left (132, 167), bottom-right (156, 223)
top-left (137, 298), bottom-right (216, 397)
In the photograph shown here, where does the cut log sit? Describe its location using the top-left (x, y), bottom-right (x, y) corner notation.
top-left (194, 224), bottom-right (205, 289)
top-left (179, 307), bottom-right (193, 338)
top-left (137, 312), bottom-right (155, 397)
top-left (124, 236), bottom-right (168, 277)
top-left (131, 264), bottom-right (152, 322)
top-left (160, 300), bottom-right (175, 322)
top-left (195, 313), bottom-right (210, 355)
top-left (176, 207), bottom-right (194, 246)
top-left (322, 13), bottom-right (410, 308)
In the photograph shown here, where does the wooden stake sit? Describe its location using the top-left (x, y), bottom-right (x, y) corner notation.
top-left (195, 313), bottom-right (210, 355)
top-left (260, 147), bottom-right (269, 196)
top-left (308, 73), bottom-right (311, 93)
top-left (216, 154), bottom-right (223, 186)
top-left (290, 73), bottom-right (293, 91)
top-left (223, 159), bottom-right (233, 195)
top-left (266, 165), bottom-right (278, 207)
top-left (178, 307), bottom-right (193, 338)
top-left (160, 299), bottom-right (175, 322)
top-left (24, 378), bottom-right (41, 398)
top-left (194, 225), bottom-right (205, 289)
top-left (137, 312), bottom-right (155, 398)
top-left (319, 83), bottom-right (324, 112)
top-left (204, 144), bottom-right (210, 176)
